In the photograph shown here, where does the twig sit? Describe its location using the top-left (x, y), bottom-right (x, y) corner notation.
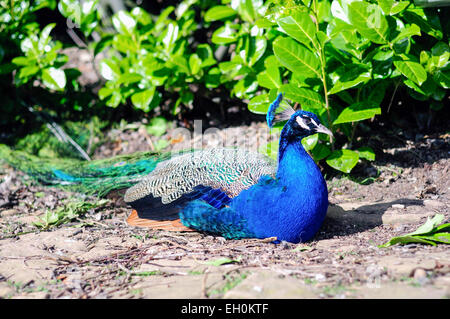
top-left (21, 100), bottom-right (92, 161)
top-left (66, 28), bottom-right (88, 48)
top-left (201, 268), bottom-right (210, 299)
top-left (387, 80), bottom-right (401, 113)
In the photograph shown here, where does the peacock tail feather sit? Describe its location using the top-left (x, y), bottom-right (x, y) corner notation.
top-left (0, 144), bottom-right (277, 200)
top-left (0, 143), bottom-right (173, 196)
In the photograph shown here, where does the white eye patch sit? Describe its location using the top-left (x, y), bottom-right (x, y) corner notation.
top-left (296, 116), bottom-right (310, 130)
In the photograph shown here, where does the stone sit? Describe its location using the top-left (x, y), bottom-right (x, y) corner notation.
top-left (413, 268), bottom-right (427, 280)
top-left (423, 199), bottom-right (445, 209)
top-left (381, 211), bottom-right (435, 225)
top-left (0, 209), bottom-right (19, 217)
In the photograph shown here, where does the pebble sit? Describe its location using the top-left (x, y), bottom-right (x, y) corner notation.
top-left (365, 264), bottom-right (384, 278)
top-left (413, 268), bottom-right (427, 280)
top-left (394, 225), bottom-right (407, 232)
top-left (314, 273), bottom-right (326, 282)
top-left (412, 268), bottom-right (431, 286)
top-left (252, 285), bottom-right (263, 293)
top-left (423, 199), bottom-right (445, 209)
top-left (0, 208), bottom-right (19, 217)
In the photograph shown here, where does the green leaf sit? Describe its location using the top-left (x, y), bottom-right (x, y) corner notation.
top-left (154, 6), bottom-right (175, 33)
top-left (333, 102), bottom-right (381, 125)
top-left (357, 147), bottom-right (375, 161)
top-left (302, 134), bottom-right (318, 151)
top-left (205, 67), bottom-right (221, 89)
top-left (146, 117), bottom-right (167, 137)
top-left (427, 42), bottom-right (450, 72)
top-left (394, 60), bottom-right (427, 86)
top-left (434, 223), bottom-right (450, 233)
top-left (402, 8), bottom-right (442, 39)
top-left (162, 22), bottom-right (179, 52)
top-left (93, 34), bottom-right (113, 55)
top-left (248, 93), bottom-right (293, 115)
top-left (131, 88), bottom-right (156, 111)
top-left (281, 84), bottom-right (324, 111)
top-left (18, 65), bottom-right (40, 78)
top-left (233, 0), bottom-right (261, 22)
top-left (131, 6), bottom-right (152, 25)
top-left (392, 24), bottom-right (421, 44)
top-left (348, 1), bottom-right (389, 44)
top-left (377, 0), bottom-right (409, 15)
top-left (247, 36), bottom-right (267, 67)
top-left (408, 214), bottom-right (444, 236)
top-left (99, 59), bottom-right (120, 81)
top-left (232, 77), bottom-right (258, 99)
top-left (311, 143), bottom-right (331, 161)
top-left (257, 65), bottom-right (281, 89)
top-left (326, 149), bottom-right (359, 173)
top-left (105, 91), bottom-right (122, 108)
top-left (39, 23), bottom-right (56, 51)
top-left (189, 54), bottom-right (202, 75)
top-left (434, 70), bottom-right (450, 89)
top-left (212, 24), bottom-right (238, 45)
top-left (118, 72), bottom-right (142, 85)
top-left (415, 233), bottom-right (450, 244)
top-left (365, 81), bottom-right (388, 106)
top-left (113, 34), bottom-right (139, 53)
top-left (205, 6), bottom-right (236, 21)
top-left (112, 11), bottom-right (136, 35)
top-left (248, 94), bottom-right (270, 114)
top-left (168, 54), bottom-right (189, 74)
top-left (41, 67), bottom-right (66, 91)
top-left (273, 37), bottom-right (321, 78)
top-left (256, 18), bottom-right (276, 28)
top-left (379, 235), bottom-right (437, 248)
top-left (98, 86), bottom-right (113, 100)
top-left (196, 44), bottom-right (216, 68)
top-left (329, 63), bottom-right (371, 95)
top-left (380, 214), bottom-right (450, 247)
top-left (330, 0), bottom-right (351, 24)
top-left (11, 56), bottom-right (31, 66)
top-left (277, 11), bottom-right (317, 47)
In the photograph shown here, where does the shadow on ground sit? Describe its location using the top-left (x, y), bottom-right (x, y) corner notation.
top-left (317, 198), bottom-right (426, 240)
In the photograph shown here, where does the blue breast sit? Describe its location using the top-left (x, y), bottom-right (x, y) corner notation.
top-left (227, 143), bottom-right (328, 243)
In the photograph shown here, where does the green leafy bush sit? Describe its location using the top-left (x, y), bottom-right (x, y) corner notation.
top-left (95, 4), bottom-right (220, 113)
top-left (0, 0), bottom-right (72, 92)
top-left (0, 0), bottom-right (448, 174)
top-left (242, 0), bottom-right (448, 173)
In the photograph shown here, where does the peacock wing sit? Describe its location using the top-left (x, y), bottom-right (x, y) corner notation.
top-left (124, 148), bottom-right (276, 209)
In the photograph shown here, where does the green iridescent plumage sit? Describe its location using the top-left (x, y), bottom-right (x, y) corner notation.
top-left (0, 144), bottom-right (170, 196)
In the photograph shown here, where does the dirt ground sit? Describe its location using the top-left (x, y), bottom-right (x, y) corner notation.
top-left (0, 122), bottom-right (449, 299)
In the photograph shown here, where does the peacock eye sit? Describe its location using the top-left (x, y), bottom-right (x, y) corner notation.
top-left (302, 117), bottom-right (311, 124)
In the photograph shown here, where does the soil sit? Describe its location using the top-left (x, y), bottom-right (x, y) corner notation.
top-left (0, 119), bottom-right (449, 299)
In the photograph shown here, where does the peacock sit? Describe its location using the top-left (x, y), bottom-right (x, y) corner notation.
top-left (0, 93), bottom-right (332, 243)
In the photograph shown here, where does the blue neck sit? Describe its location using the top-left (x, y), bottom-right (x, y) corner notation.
top-left (277, 125), bottom-right (315, 180)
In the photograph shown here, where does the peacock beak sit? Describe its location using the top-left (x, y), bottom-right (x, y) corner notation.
top-left (315, 124), bottom-right (333, 137)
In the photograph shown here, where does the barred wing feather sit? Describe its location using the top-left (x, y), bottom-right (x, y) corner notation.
top-left (124, 148), bottom-right (276, 205)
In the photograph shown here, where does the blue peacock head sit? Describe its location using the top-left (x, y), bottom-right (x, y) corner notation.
top-left (267, 93), bottom-right (332, 139)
